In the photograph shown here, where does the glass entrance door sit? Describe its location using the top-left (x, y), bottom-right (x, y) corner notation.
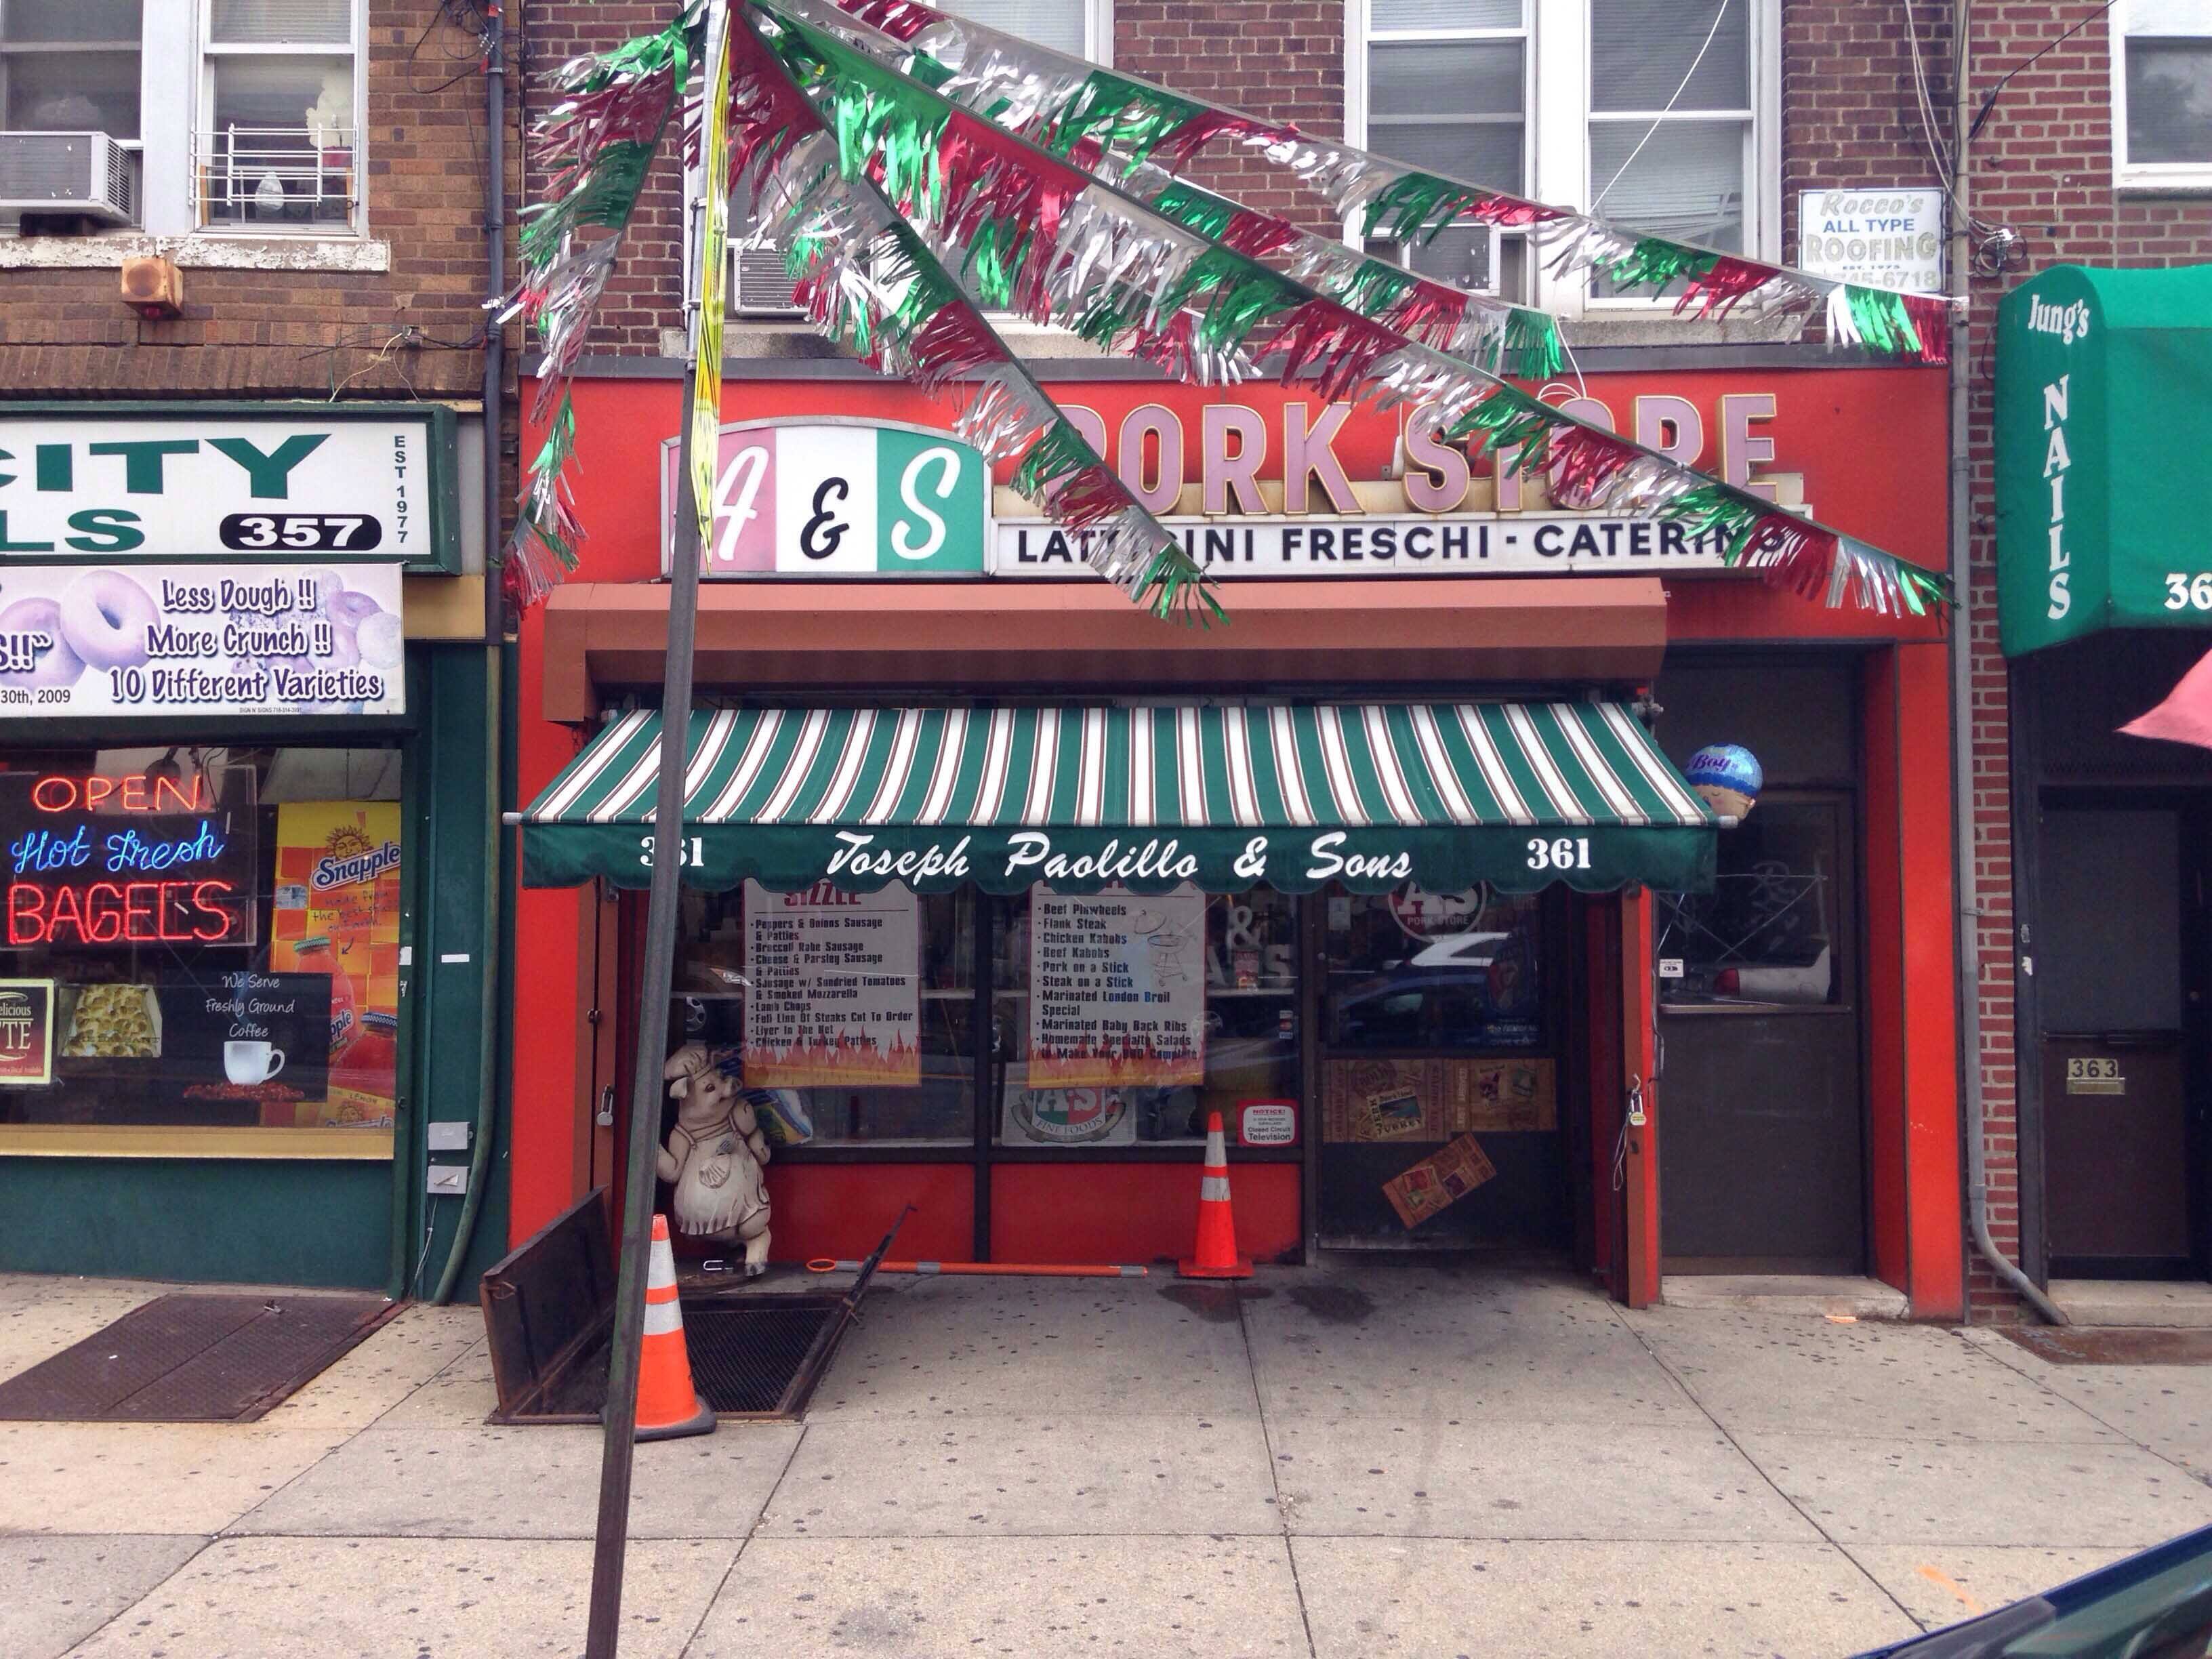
top-left (1314, 884), bottom-right (1569, 1248)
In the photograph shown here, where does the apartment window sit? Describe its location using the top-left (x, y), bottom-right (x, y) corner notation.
top-left (1359, 0), bottom-right (1524, 291)
top-left (2116, 1), bottom-right (2212, 191)
top-left (933, 0), bottom-right (1111, 62)
top-left (197, 0), bottom-right (361, 231)
top-left (0, 1), bottom-right (142, 139)
top-left (723, 0), bottom-right (1113, 316)
top-left (1349, 0), bottom-right (1776, 311)
top-left (0, 0), bottom-right (363, 237)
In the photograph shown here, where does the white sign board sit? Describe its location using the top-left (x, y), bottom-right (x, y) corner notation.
top-left (0, 562), bottom-right (405, 717)
top-left (0, 413), bottom-right (443, 562)
top-left (1028, 886), bottom-right (1206, 1090)
top-left (742, 880), bottom-right (921, 1086)
top-left (994, 514), bottom-right (1741, 577)
top-left (1799, 189), bottom-right (1945, 294)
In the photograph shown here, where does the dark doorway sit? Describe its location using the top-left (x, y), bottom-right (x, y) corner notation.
top-left (1314, 884), bottom-right (1571, 1249)
top-left (1656, 795), bottom-right (1866, 1273)
top-left (2038, 802), bottom-right (2210, 1278)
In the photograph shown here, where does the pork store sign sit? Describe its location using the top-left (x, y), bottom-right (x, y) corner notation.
top-left (0, 403), bottom-right (459, 574)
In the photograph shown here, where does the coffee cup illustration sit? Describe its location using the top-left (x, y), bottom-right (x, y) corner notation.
top-left (224, 1040), bottom-right (285, 1085)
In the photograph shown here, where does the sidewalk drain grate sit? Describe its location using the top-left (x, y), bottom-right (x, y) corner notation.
top-left (2003, 1326), bottom-right (2212, 1366)
top-left (0, 1292), bottom-right (393, 1421)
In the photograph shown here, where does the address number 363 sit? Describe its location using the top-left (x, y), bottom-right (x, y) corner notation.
top-left (2165, 573), bottom-right (2212, 611)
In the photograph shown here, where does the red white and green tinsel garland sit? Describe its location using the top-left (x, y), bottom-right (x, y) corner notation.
top-left (503, 0), bottom-right (1949, 619)
top-left (723, 12), bottom-right (1214, 619)
top-left (800, 0), bottom-right (1953, 363)
top-left (749, 2), bottom-right (1944, 616)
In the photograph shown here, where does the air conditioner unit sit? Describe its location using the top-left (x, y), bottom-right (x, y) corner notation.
top-left (730, 228), bottom-right (803, 317)
top-left (0, 132), bottom-right (139, 225)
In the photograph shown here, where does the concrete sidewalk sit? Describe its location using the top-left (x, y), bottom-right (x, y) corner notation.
top-left (5, 1262), bottom-right (2211, 1658)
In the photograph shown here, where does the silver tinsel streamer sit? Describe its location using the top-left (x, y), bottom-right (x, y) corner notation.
top-left (743, 125), bottom-right (1189, 600)
top-left (764, 0), bottom-right (1942, 613)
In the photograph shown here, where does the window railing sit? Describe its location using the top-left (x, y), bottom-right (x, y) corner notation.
top-left (192, 123), bottom-right (358, 231)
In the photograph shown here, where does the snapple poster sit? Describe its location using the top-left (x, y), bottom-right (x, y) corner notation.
top-left (0, 745), bottom-right (403, 1138)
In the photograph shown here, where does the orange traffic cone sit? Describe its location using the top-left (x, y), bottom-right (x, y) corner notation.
top-left (633, 1215), bottom-right (717, 1441)
top-left (1179, 1110), bottom-right (1252, 1279)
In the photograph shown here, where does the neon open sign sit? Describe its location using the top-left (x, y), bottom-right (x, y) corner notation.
top-left (1, 769), bottom-right (257, 948)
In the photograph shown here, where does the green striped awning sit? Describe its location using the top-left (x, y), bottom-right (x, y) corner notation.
top-left (520, 703), bottom-right (1717, 894)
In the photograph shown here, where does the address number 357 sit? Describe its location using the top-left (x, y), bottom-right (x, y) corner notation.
top-left (2165, 573), bottom-right (2212, 611)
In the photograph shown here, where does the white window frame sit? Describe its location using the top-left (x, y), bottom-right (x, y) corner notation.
top-left (2112, 0), bottom-right (2212, 194)
top-left (703, 1), bottom-right (1115, 323)
top-left (190, 0), bottom-right (368, 239)
top-left (1345, 0), bottom-right (1780, 317)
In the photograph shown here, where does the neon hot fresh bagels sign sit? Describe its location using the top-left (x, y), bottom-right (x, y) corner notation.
top-left (2, 771), bottom-right (258, 947)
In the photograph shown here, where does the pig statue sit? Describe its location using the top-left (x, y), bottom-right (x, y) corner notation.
top-left (658, 1043), bottom-right (772, 1276)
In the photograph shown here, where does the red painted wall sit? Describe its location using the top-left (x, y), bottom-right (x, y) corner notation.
top-left (1862, 652), bottom-right (1911, 1292)
top-left (762, 1164), bottom-right (977, 1265)
top-left (991, 1163), bottom-right (1303, 1266)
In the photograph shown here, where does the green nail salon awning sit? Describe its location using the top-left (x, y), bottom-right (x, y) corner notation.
top-left (519, 703), bottom-right (1717, 895)
top-left (1997, 263), bottom-right (2212, 657)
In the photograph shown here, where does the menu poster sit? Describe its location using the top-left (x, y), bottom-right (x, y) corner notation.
top-left (272, 802), bottom-right (402, 1130)
top-left (1028, 886), bottom-right (1205, 1090)
top-left (743, 880), bottom-right (921, 1087)
top-left (0, 979), bottom-right (55, 1086)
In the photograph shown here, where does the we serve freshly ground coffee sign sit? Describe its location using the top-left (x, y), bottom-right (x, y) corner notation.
top-left (0, 404), bottom-right (459, 574)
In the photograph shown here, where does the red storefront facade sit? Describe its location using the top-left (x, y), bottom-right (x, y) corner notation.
top-left (508, 356), bottom-right (1963, 1315)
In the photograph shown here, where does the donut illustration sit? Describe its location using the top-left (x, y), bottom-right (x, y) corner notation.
top-left (331, 588), bottom-right (382, 628)
top-left (0, 595), bottom-right (87, 688)
top-left (58, 569), bottom-right (156, 671)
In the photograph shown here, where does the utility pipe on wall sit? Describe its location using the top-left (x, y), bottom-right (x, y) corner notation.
top-left (430, 0), bottom-right (508, 1306)
top-left (1947, 0), bottom-right (2065, 1326)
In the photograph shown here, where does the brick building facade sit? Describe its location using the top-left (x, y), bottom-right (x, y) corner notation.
top-left (504, 0), bottom-right (1974, 1309)
top-left (0, 2), bottom-right (516, 1294)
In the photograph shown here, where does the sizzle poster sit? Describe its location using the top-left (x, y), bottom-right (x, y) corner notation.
top-left (271, 802), bottom-right (402, 1129)
top-left (743, 880), bottom-right (921, 1087)
top-left (1028, 886), bottom-right (1206, 1090)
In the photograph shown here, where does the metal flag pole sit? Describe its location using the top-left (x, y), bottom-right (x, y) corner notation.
top-left (586, 2), bottom-right (732, 1652)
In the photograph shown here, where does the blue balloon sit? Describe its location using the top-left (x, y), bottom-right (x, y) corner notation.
top-left (1685, 743), bottom-right (1763, 800)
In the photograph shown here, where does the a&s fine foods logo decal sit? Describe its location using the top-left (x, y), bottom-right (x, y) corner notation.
top-left (1011, 1086), bottom-right (1131, 1145)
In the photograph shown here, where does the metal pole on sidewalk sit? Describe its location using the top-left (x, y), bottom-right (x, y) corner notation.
top-left (585, 6), bottom-right (726, 1647)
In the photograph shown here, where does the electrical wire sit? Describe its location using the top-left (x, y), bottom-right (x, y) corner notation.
top-left (1969, 0), bottom-right (2122, 144)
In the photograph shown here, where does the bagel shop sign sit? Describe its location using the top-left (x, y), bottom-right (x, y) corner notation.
top-left (0, 561), bottom-right (405, 717)
top-left (2, 767), bottom-right (260, 948)
top-left (0, 404), bottom-right (459, 575)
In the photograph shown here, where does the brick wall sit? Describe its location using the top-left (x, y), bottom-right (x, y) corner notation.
top-left (1115, 1), bottom-right (1344, 235)
top-left (1954, 4), bottom-right (2212, 1319)
top-left (0, 3), bottom-right (518, 403)
top-left (1787, 2), bottom-right (2212, 1319)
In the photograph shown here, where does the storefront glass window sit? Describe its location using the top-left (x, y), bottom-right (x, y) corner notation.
top-left (1655, 802), bottom-right (1843, 1009)
top-left (992, 888), bottom-right (1298, 1148)
top-left (670, 884), bottom-right (975, 1146)
top-left (0, 745), bottom-right (404, 1136)
top-left (1324, 884), bottom-right (1545, 1050)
